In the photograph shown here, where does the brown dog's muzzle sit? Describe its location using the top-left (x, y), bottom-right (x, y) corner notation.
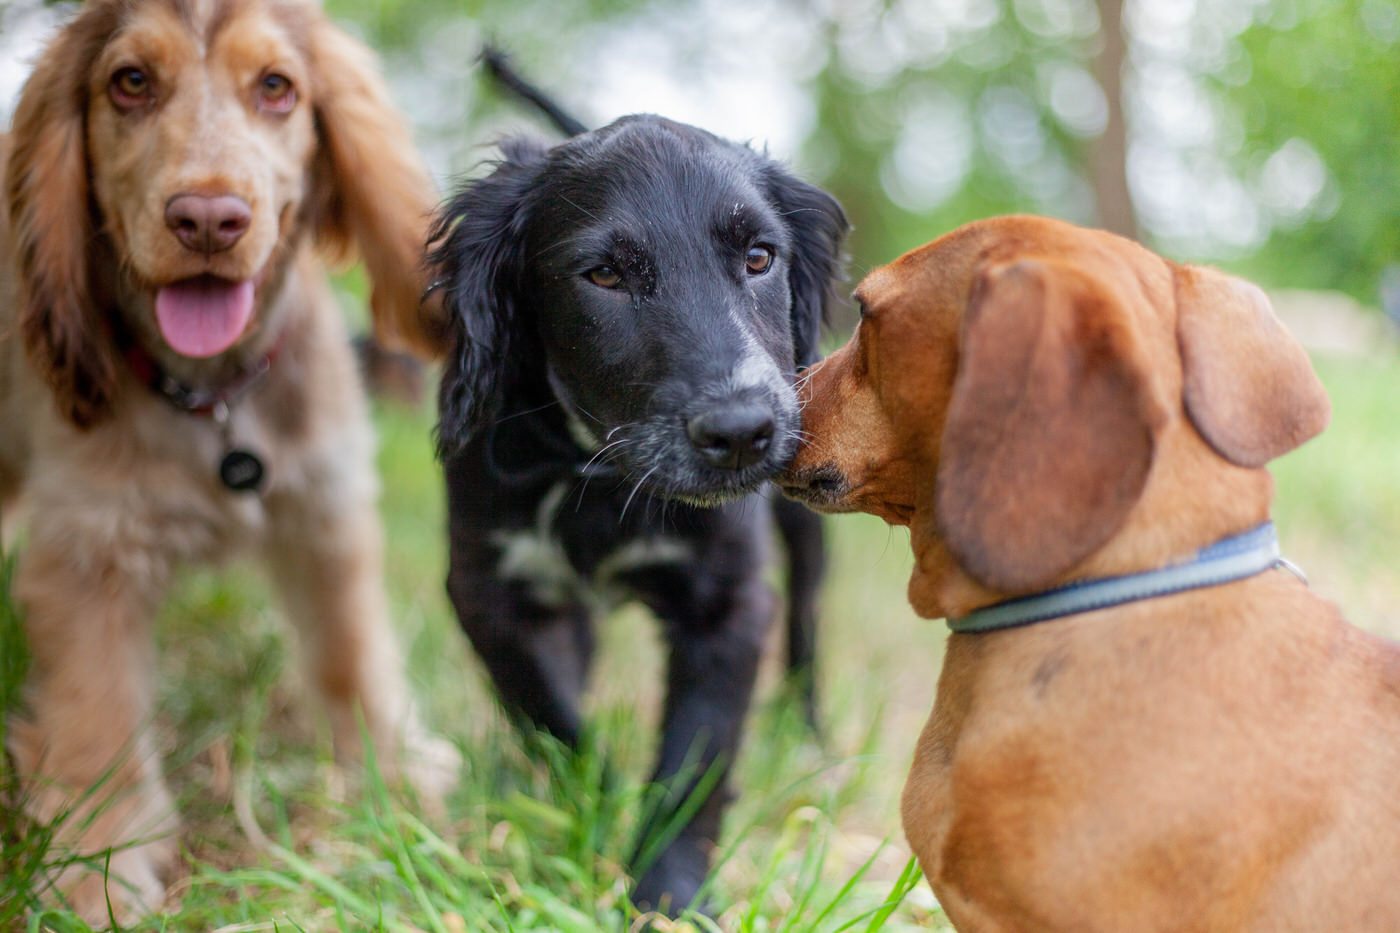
top-left (778, 357), bottom-right (851, 509)
top-left (776, 462), bottom-right (851, 510)
top-left (780, 336), bottom-right (916, 524)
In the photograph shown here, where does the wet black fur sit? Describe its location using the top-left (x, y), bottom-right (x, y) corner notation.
top-left (429, 74), bottom-right (845, 914)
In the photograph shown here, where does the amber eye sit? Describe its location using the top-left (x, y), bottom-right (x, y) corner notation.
top-left (745, 244), bottom-right (774, 275)
top-left (258, 72), bottom-right (296, 112)
top-left (587, 266), bottom-right (622, 289)
top-left (110, 67), bottom-right (152, 108)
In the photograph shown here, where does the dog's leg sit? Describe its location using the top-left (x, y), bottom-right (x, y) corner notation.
top-left (265, 484), bottom-right (458, 806)
top-left (442, 444), bottom-right (597, 745)
top-left (630, 559), bottom-right (775, 915)
top-left (0, 469), bottom-right (16, 522)
top-left (8, 529), bottom-right (179, 925)
top-left (446, 569), bottom-right (594, 747)
top-left (772, 494), bottom-right (825, 730)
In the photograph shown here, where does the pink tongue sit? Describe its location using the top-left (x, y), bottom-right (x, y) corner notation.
top-left (154, 278), bottom-right (255, 358)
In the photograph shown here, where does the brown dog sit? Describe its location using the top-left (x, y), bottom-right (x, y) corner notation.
top-left (781, 215), bottom-right (1400, 931)
top-left (1, 0), bottom-right (454, 921)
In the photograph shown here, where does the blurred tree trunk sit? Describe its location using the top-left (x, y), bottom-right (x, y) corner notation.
top-left (1091, 0), bottom-right (1138, 240)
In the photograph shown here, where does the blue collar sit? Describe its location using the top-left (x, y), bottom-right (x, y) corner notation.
top-left (948, 522), bottom-right (1292, 635)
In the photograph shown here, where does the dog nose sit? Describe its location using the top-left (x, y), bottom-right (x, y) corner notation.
top-left (799, 465), bottom-right (848, 497)
top-left (165, 194), bottom-right (252, 254)
top-left (687, 403), bottom-right (776, 471)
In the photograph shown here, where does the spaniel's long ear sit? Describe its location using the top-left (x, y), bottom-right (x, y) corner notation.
top-left (1175, 264), bottom-right (1330, 467)
top-left (308, 14), bottom-right (447, 358)
top-left (426, 138), bottom-right (548, 453)
top-left (761, 165), bottom-right (847, 369)
top-left (933, 260), bottom-right (1170, 593)
top-left (6, 4), bottom-right (124, 429)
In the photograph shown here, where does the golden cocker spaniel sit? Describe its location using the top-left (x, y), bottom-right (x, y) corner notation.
top-left (1, 0), bottom-right (455, 920)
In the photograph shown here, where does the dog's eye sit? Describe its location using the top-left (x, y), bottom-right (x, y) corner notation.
top-left (258, 72), bottom-right (296, 113)
top-left (745, 245), bottom-right (774, 276)
top-left (586, 266), bottom-right (622, 289)
top-left (110, 67), bottom-right (152, 108)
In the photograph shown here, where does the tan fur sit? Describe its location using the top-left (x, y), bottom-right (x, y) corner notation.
top-left (782, 215), bottom-right (1400, 931)
top-left (0, 0), bottom-right (455, 922)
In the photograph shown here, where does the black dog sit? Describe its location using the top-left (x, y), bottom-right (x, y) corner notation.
top-left (428, 57), bottom-right (846, 913)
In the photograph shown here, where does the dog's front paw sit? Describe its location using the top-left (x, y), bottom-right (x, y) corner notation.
top-left (55, 834), bottom-right (179, 929)
top-left (401, 728), bottom-right (462, 809)
top-left (19, 755), bottom-right (182, 928)
top-left (631, 836), bottom-right (711, 919)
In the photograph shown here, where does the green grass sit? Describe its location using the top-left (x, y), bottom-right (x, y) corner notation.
top-left (3, 342), bottom-right (1398, 932)
top-left (1, 544), bottom-right (46, 931)
top-left (0, 393), bottom-right (942, 932)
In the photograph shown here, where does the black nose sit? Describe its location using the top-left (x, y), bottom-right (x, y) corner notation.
top-left (687, 403), bottom-right (776, 471)
top-left (165, 193), bottom-right (252, 254)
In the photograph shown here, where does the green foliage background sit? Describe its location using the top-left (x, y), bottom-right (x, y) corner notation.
top-left (1219, 0), bottom-right (1400, 300)
top-left (2, 0), bottom-right (1399, 928)
top-left (316, 0), bottom-right (1400, 312)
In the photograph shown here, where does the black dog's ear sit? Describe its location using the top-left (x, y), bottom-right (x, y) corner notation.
top-left (762, 166), bottom-right (848, 369)
top-left (428, 138), bottom-right (549, 452)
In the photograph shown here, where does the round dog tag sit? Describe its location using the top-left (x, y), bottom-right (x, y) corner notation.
top-left (219, 449), bottom-right (265, 492)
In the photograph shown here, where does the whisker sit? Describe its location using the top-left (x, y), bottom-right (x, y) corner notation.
top-left (570, 401), bottom-right (607, 425)
top-left (620, 465), bottom-right (661, 522)
top-left (494, 399), bottom-right (564, 424)
top-left (581, 437), bottom-right (630, 473)
top-left (558, 194), bottom-right (601, 222)
top-left (527, 237), bottom-right (581, 264)
top-left (573, 437), bottom-right (631, 504)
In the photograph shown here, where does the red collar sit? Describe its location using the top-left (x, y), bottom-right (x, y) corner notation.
top-left (123, 335), bottom-right (282, 418)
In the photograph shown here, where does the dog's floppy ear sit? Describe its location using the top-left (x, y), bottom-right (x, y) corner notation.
top-left (762, 166), bottom-right (847, 368)
top-left (1175, 264), bottom-right (1330, 467)
top-left (427, 138), bottom-right (548, 451)
top-left (308, 14), bottom-right (447, 357)
top-left (934, 260), bottom-right (1170, 593)
top-left (6, 3), bottom-right (124, 429)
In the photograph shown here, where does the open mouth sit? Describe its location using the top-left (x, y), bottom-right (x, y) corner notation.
top-left (154, 274), bottom-right (256, 358)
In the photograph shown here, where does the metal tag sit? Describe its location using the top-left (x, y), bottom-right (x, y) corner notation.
top-left (219, 449), bottom-right (265, 493)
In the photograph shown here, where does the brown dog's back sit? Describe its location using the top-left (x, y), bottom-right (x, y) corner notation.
top-left (907, 580), bottom-right (1400, 930)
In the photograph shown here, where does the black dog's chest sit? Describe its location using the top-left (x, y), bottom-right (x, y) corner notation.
top-left (444, 421), bottom-right (731, 611)
top-left (490, 478), bottom-right (703, 611)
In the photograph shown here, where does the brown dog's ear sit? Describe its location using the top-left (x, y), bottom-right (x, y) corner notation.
top-left (308, 15), bottom-right (447, 358)
top-left (934, 260), bottom-right (1169, 593)
top-left (1175, 264), bottom-right (1330, 467)
top-left (6, 4), bottom-right (124, 429)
